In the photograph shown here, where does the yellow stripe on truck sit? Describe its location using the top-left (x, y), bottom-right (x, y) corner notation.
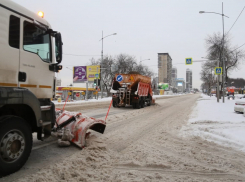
top-left (0, 82), bottom-right (18, 87)
top-left (39, 85), bottom-right (52, 89)
top-left (20, 84), bottom-right (37, 88)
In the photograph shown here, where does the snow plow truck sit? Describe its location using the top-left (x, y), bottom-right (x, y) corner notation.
top-left (0, 0), bottom-right (106, 175)
top-left (111, 72), bottom-right (154, 108)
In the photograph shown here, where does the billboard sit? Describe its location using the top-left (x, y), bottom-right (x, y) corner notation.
top-left (73, 66), bottom-right (87, 83)
top-left (158, 83), bottom-right (169, 90)
top-left (177, 82), bottom-right (183, 86)
top-left (73, 65), bottom-right (100, 83)
top-left (86, 65), bottom-right (100, 81)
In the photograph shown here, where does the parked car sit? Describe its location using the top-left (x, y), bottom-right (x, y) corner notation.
top-left (234, 99), bottom-right (245, 113)
top-left (238, 95), bottom-right (245, 99)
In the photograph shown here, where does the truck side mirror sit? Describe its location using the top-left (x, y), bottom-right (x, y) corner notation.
top-left (55, 33), bottom-right (63, 63)
top-left (49, 64), bottom-right (63, 72)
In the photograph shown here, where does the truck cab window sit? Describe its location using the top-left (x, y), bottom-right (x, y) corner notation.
top-left (23, 21), bottom-right (51, 63)
top-left (9, 15), bottom-right (20, 49)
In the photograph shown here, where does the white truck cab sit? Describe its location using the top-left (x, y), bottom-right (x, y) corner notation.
top-left (0, 0), bottom-right (63, 175)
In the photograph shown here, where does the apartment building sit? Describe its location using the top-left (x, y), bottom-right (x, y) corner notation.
top-left (158, 53), bottom-right (172, 85)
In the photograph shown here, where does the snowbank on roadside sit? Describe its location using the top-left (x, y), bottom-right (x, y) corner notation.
top-left (153, 93), bottom-right (185, 99)
top-left (182, 94), bottom-right (245, 152)
top-left (53, 97), bottom-right (112, 106)
top-left (53, 93), bottom-right (185, 106)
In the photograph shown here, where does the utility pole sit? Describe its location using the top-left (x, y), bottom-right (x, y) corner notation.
top-left (222, 2), bottom-right (225, 103)
top-left (85, 81), bottom-right (88, 101)
top-left (217, 60), bottom-right (220, 102)
top-left (199, 3), bottom-right (229, 103)
top-left (99, 31), bottom-right (116, 99)
top-left (101, 31), bottom-right (103, 99)
top-left (96, 67), bottom-right (98, 100)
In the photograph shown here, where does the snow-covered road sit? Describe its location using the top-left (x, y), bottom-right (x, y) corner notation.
top-left (2, 94), bottom-right (245, 182)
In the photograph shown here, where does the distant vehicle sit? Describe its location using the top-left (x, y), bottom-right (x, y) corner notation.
top-left (111, 73), bottom-right (154, 109)
top-left (234, 99), bottom-right (245, 113)
top-left (228, 95), bottom-right (235, 100)
top-left (227, 87), bottom-right (235, 96)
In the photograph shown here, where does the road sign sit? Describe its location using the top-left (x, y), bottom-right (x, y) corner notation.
top-left (95, 74), bottom-right (99, 78)
top-left (116, 75), bottom-right (123, 82)
top-left (76, 92), bottom-right (80, 97)
top-left (185, 58), bottom-right (192, 65)
top-left (215, 67), bottom-right (222, 75)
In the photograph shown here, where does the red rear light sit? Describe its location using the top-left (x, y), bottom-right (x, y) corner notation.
top-left (235, 103), bottom-right (237, 105)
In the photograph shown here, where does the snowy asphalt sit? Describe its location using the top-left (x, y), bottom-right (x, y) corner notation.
top-left (2, 94), bottom-right (245, 181)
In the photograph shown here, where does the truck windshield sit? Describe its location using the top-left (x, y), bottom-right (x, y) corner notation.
top-left (23, 21), bottom-right (51, 63)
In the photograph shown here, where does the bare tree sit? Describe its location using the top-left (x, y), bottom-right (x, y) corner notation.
top-left (200, 62), bottom-right (216, 96)
top-left (205, 32), bottom-right (245, 80)
top-left (203, 32), bottom-right (245, 96)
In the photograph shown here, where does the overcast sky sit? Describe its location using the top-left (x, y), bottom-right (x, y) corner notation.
top-left (12, 0), bottom-right (245, 89)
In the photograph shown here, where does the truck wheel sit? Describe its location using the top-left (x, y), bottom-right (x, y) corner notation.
top-left (147, 97), bottom-right (152, 106)
top-left (132, 103), bottom-right (136, 109)
top-left (113, 101), bottom-right (117, 107)
top-left (0, 116), bottom-right (32, 175)
top-left (141, 100), bottom-right (145, 108)
top-left (136, 102), bottom-right (141, 109)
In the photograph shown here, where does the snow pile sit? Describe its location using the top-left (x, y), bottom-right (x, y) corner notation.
top-left (182, 94), bottom-right (245, 152)
top-left (53, 97), bottom-right (112, 106)
top-left (17, 136), bottom-right (115, 182)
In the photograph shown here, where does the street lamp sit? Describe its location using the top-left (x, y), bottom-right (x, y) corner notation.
top-left (199, 3), bottom-right (229, 103)
top-left (99, 31), bottom-right (117, 99)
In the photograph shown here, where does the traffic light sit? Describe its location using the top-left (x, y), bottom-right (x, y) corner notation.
top-left (94, 79), bottom-right (100, 86)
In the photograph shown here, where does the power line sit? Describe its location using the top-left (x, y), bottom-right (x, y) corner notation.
top-left (226, 5), bottom-right (245, 35)
top-left (230, 42), bottom-right (245, 53)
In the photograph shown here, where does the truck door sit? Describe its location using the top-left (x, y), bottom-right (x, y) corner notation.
top-left (0, 8), bottom-right (20, 87)
top-left (19, 18), bottom-right (54, 99)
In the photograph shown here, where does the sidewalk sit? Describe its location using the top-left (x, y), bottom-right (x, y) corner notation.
top-left (181, 94), bottom-right (245, 152)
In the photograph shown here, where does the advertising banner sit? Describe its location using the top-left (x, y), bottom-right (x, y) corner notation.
top-left (86, 65), bottom-right (100, 81)
top-left (177, 82), bottom-right (183, 86)
top-left (73, 66), bottom-right (87, 83)
top-left (158, 83), bottom-right (169, 90)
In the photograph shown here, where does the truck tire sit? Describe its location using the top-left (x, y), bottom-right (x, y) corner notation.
top-left (132, 103), bottom-right (136, 109)
top-left (136, 102), bottom-right (141, 109)
top-left (0, 116), bottom-right (32, 175)
top-left (147, 97), bottom-right (152, 106)
top-left (141, 99), bottom-right (145, 108)
top-left (113, 101), bottom-right (117, 107)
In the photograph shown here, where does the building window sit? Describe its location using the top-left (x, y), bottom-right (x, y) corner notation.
top-left (9, 15), bottom-right (20, 49)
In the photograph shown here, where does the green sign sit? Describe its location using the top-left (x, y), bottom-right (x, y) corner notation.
top-left (158, 83), bottom-right (169, 90)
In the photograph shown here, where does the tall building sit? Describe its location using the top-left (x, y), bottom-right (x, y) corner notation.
top-left (186, 68), bottom-right (192, 91)
top-left (171, 67), bottom-right (177, 87)
top-left (176, 78), bottom-right (186, 93)
top-left (158, 53), bottom-right (172, 85)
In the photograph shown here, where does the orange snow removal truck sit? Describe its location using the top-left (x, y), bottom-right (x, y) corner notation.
top-left (111, 72), bottom-right (155, 109)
